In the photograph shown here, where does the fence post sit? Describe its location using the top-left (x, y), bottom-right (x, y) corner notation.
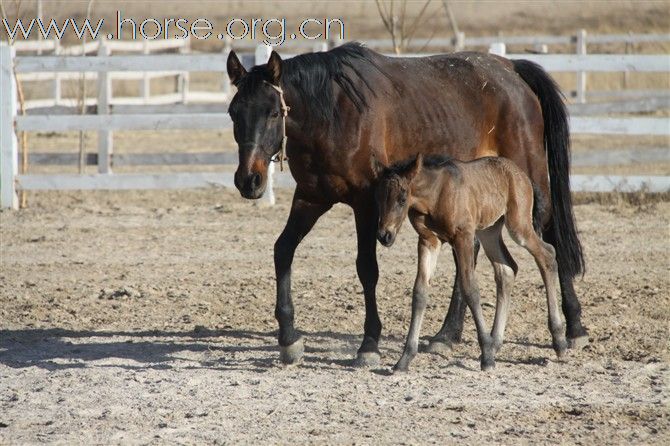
top-left (533, 43), bottom-right (548, 54)
top-left (313, 42), bottom-right (328, 53)
top-left (623, 31), bottom-right (632, 89)
top-left (488, 42), bottom-right (506, 56)
top-left (97, 41), bottom-right (112, 174)
top-left (328, 34), bottom-right (344, 49)
top-left (53, 39), bottom-right (62, 105)
top-left (1, 43), bottom-right (19, 209)
top-left (454, 31), bottom-right (465, 51)
top-left (255, 43), bottom-right (275, 205)
top-left (141, 39), bottom-right (150, 103)
top-left (576, 29), bottom-right (587, 103)
top-left (178, 38), bottom-right (190, 103)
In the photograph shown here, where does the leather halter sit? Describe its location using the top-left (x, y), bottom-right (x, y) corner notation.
top-left (265, 81), bottom-right (290, 171)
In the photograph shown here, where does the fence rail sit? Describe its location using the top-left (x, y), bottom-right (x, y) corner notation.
top-left (1, 40), bottom-right (669, 209)
top-left (15, 37), bottom-right (231, 109)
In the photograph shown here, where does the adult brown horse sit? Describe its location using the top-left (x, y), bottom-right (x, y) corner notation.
top-left (226, 43), bottom-right (587, 366)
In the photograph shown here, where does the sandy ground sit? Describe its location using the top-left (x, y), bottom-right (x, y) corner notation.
top-left (1, 189), bottom-right (668, 444)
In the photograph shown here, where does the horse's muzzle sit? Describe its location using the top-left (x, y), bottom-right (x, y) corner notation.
top-left (234, 170), bottom-right (265, 199)
top-left (377, 229), bottom-right (395, 247)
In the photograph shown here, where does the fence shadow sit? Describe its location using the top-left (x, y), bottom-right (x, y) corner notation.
top-left (0, 327), bottom-right (364, 373)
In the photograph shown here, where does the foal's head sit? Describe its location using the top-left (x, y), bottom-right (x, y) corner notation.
top-left (374, 154), bottom-right (423, 247)
top-left (227, 50), bottom-right (286, 199)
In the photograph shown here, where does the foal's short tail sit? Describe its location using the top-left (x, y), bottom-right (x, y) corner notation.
top-left (513, 59), bottom-right (585, 277)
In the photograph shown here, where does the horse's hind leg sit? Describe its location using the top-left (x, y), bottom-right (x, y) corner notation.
top-left (453, 233), bottom-right (495, 371)
top-left (477, 220), bottom-right (518, 353)
top-left (506, 220), bottom-right (568, 358)
top-left (425, 239), bottom-right (480, 353)
top-left (394, 234), bottom-right (441, 372)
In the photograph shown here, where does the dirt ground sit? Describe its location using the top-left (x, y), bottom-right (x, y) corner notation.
top-left (1, 189), bottom-right (668, 444)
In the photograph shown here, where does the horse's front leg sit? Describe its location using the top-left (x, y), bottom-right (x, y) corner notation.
top-left (274, 192), bottom-right (332, 364)
top-left (352, 206), bottom-right (383, 367)
top-left (426, 238), bottom-right (480, 353)
top-left (394, 234), bottom-right (440, 372)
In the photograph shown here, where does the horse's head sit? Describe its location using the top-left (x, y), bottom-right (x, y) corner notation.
top-left (227, 50), bottom-right (286, 199)
top-left (374, 154), bottom-right (422, 247)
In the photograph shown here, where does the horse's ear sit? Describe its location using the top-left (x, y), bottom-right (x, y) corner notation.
top-left (227, 51), bottom-right (247, 86)
top-left (266, 50), bottom-right (282, 85)
top-left (371, 154), bottom-right (386, 177)
top-left (406, 153), bottom-right (423, 182)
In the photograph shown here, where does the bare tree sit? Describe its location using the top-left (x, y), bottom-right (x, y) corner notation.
top-left (374, 0), bottom-right (433, 54)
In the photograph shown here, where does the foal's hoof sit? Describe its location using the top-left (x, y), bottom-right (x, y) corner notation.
top-left (352, 351), bottom-right (381, 368)
top-left (567, 335), bottom-right (589, 350)
top-left (554, 339), bottom-right (569, 359)
top-left (481, 359), bottom-right (496, 372)
top-left (424, 338), bottom-right (454, 355)
top-left (279, 337), bottom-right (304, 365)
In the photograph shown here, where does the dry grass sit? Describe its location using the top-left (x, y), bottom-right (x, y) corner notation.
top-left (574, 189), bottom-right (670, 208)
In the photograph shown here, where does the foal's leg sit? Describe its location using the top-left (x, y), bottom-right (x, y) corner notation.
top-left (477, 222), bottom-right (518, 353)
top-left (352, 205), bottom-right (383, 366)
top-left (274, 192), bottom-right (332, 364)
top-left (425, 239), bottom-right (480, 353)
top-left (454, 233), bottom-right (496, 371)
top-left (507, 224), bottom-right (568, 358)
top-left (394, 234), bottom-right (441, 372)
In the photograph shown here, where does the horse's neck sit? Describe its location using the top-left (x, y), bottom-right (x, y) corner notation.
top-left (410, 170), bottom-right (449, 216)
top-left (282, 83), bottom-right (314, 145)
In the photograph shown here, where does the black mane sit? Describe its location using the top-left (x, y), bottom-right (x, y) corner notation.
top-left (384, 154), bottom-right (460, 178)
top-left (279, 42), bottom-right (393, 126)
top-left (236, 42), bottom-right (394, 128)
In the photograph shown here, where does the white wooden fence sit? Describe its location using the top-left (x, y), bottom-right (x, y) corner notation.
top-left (13, 38), bottom-right (234, 109)
top-left (368, 30), bottom-right (670, 103)
top-left (1, 41), bottom-right (669, 209)
top-left (13, 30), bottom-right (670, 111)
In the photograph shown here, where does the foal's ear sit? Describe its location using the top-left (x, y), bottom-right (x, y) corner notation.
top-left (227, 51), bottom-right (247, 86)
top-left (266, 50), bottom-right (282, 85)
top-left (406, 153), bottom-right (423, 182)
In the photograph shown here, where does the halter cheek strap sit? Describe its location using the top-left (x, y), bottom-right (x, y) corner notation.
top-left (265, 82), bottom-right (290, 171)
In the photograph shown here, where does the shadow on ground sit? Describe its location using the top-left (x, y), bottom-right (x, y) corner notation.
top-left (0, 327), bottom-right (367, 373)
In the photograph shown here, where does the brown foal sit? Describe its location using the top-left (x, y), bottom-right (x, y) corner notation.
top-left (375, 154), bottom-right (568, 371)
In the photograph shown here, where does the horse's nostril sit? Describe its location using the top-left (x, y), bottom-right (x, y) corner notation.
top-left (252, 173), bottom-right (262, 189)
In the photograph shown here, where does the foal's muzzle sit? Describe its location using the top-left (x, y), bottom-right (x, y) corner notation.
top-left (377, 229), bottom-right (396, 247)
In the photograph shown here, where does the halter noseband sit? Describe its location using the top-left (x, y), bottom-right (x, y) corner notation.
top-left (265, 81), bottom-right (290, 171)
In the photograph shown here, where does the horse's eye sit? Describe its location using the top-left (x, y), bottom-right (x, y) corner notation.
top-left (270, 111), bottom-right (280, 119)
top-left (398, 195), bottom-right (406, 206)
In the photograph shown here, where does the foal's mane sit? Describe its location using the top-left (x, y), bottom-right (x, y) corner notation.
top-left (384, 154), bottom-right (460, 178)
top-left (276, 42), bottom-right (393, 126)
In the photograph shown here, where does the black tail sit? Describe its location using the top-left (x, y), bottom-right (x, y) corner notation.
top-left (513, 59), bottom-right (585, 277)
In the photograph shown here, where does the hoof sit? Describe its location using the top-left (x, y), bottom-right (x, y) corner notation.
top-left (352, 351), bottom-right (381, 368)
top-left (554, 338), bottom-right (569, 359)
top-left (567, 335), bottom-right (589, 349)
top-left (392, 364), bottom-right (409, 374)
top-left (424, 339), bottom-right (454, 355)
top-left (481, 360), bottom-right (496, 372)
top-left (279, 337), bottom-right (304, 365)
